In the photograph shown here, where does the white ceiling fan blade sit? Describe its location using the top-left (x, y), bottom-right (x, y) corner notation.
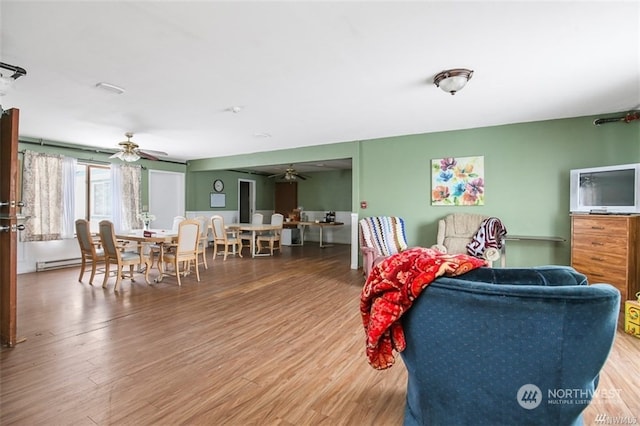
top-left (139, 149), bottom-right (168, 157)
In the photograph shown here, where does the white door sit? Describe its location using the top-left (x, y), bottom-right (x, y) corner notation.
top-left (148, 170), bottom-right (185, 229)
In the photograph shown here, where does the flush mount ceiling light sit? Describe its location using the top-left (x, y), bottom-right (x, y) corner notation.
top-left (95, 82), bottom-right (126, 95)
top-left (433, 68), bottom-right (474, 95)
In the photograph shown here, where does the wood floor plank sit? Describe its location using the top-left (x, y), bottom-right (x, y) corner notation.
top-left (1, 244), bottom-right (638, 425)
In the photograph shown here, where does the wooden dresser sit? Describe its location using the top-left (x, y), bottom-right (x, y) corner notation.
top-left (571, 214), bottom-right (640, 304)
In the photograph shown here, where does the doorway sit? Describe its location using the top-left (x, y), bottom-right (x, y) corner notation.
top-left (148, 170), bottom-right (185, 229)
top-left (275, 182), bottom-right (297, 217)
top-left (239, 179), bottom-right (256, 223)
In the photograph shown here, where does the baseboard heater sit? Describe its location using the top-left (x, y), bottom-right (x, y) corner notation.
top-left (36, 257), bottom-right (82, 272)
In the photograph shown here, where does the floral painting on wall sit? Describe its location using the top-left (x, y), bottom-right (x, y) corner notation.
top-left (431, 156), bottom-right (485, 206)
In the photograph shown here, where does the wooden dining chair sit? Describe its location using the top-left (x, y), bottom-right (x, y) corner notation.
top-left (211, 215), bottom-right (242, 261)
top-left (148, 215), bottom-right (185, 271)
top-left (75, 219), bottom-right (105, 285)
top-left (256, 213), bottom-right (284, 255)
top-left (194, 215), bottom-right (209, 270)
top-left (98, 220), bottom-right (150, 291)
top-left (158, 219), bottom-right (201, 286)
top-left (239, 213), bottom-right (264, 254)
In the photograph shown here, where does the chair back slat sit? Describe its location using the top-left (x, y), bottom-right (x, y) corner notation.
top-left (177, 220), bottom-right (200, 253)
top-left (98, 220), bottom-right (121, 260)
top-left (75, 219), bottom-right (94, 254)
top-left (211, 215), bottom-right (225, 240)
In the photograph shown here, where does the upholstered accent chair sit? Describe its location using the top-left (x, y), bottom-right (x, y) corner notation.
top-left (98, 220), bottom-right (150, 291)
top-left (75, 219), bottom-right (104, 285)
top-left (432, 213), bottom-right (503, 264)
top-left (400, 266), bottom-right (620, 426)
top-left (359, 216), bottom-right (408, 277)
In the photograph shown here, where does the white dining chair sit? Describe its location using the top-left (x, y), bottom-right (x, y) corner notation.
top-left (211, 215), bottom-right (243, 261)
top-left (256, 213), bottom-right (284, 255)
top-left (240, 213), bottom-right (264, 254)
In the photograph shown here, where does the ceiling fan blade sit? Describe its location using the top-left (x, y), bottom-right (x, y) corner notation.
top-left (137, 151), bottom-right (160, 161)
top-left (140, 149), bottom-right (168, 157)
top-left (109, 151), bottom-right (123, 159)
top-left (267, 173), bottom-right (284, 178)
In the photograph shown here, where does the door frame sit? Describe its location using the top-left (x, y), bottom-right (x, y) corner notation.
top-left (0, 108), bottom-right (19, 347)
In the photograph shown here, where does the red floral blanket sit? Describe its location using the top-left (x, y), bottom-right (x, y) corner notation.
top-left (360, 247), bottom-right (487, 370)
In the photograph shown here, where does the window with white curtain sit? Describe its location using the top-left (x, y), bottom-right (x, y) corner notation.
top-left (22, 150), bottom-right (142, 239)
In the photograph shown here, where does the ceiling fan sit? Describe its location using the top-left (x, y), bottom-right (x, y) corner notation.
top-left (109, 132), bottom-right (168, 162)
top-left (268, 164), bottom-right (311, 181)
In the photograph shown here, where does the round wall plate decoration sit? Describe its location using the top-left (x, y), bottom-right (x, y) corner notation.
top-left (213, 179), bottom-right (224, 192)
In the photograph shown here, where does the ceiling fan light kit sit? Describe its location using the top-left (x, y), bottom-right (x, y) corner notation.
top-left (268, 164), bottom-right (310, 181)
top-left (434, 68), bottom-right (474, 95)
top-left (109, 132), bottom-right (168, 162)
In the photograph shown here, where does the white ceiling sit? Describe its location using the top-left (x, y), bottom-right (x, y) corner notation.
top-left (1, 1), bottom-right (639, 165)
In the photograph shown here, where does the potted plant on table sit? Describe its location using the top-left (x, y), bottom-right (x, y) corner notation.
top-left (137, 211), bottom-right (156, 230)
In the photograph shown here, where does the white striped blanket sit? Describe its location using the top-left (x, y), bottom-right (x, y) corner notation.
top-left (359, 216), bottom-right (408, 256)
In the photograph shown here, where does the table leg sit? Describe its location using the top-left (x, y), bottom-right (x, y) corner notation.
top-left (319, 226), bottom-right (334, 248)
top-left (252, 230), bottom-right (257, 258)
top-left (155, 244), bottom-right (166, 282)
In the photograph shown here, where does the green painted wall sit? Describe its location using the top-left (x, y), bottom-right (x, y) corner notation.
top-left (358, 114), bottom-right (640, 266)
top-left (185, 112), bottom-right (640, 267)
top-left (297, 169), bottom-right (352, 211)
top-left (186, 169), bottom-right (275, 211)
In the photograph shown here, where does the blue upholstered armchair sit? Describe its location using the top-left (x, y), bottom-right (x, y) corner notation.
top-left (400, 266), bottom-right (620, 426)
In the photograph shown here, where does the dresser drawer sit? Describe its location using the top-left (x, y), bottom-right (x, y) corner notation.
top-left (571, 238), bottom-right (628, 257)
top-left (572, 216), bottom-right (628, 236)
top-left (571, 264), bottom-right (628, 299)
top-left (571, 246), bottom-right (628, 267)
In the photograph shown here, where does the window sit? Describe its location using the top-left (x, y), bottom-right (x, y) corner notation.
top-left (75, 163), bottom-right (111, 233)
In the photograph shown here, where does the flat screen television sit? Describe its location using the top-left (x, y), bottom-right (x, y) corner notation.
top-left (570, 163), bottom-right (640, 214)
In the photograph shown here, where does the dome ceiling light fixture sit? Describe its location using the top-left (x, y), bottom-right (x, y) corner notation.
top-left (433, 68), bottom-right (474, 95)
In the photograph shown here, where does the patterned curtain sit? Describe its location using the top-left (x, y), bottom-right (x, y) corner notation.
top-left (21, 151), bottom-right (64, 241)
top-left (112, 163), bottom-right (141, 232)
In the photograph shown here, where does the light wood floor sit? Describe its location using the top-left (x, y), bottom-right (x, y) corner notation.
top-left (1, 244), bottom-right (638, 425)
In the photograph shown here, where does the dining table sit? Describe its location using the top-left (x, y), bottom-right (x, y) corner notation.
top-left (283, 221), bottom-right (344, 248)
top-left (225, 223), bottom-right (282, 258)
top-left (115, 229), bottom-right (178, 282)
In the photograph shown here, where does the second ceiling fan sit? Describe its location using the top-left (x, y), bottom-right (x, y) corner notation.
top-left (268, 164), bottom-right (311, 181)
